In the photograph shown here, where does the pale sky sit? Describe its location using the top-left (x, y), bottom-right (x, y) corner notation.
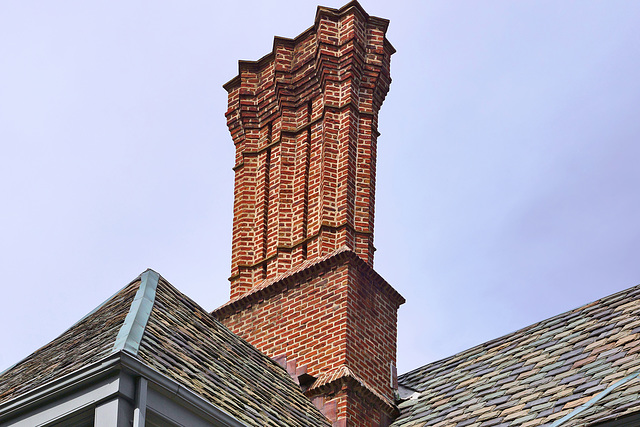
top-left (1, 0), bottom-right (639, 375)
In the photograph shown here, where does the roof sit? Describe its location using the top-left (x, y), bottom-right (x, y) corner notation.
top-left (0, 276), bottom-right (138, 404)
top-left (393, 284), bottom-right (640, 427)
top-left (0, 270), bottom-right (329, 426)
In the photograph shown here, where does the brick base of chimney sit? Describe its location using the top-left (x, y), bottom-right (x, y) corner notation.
top-left (311, 384), bottom-right (396, 426)
top-left (213, 248), bottom-right (404, 425)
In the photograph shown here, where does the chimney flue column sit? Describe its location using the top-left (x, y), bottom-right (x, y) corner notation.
top-left (224, 1), bottom-right (394, 299)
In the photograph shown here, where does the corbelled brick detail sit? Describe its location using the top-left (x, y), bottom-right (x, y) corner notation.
top-left (217, 2), bottom-right (402, 425)
top-left (224, 1), bottom-right (394, 299)
top-left (311, 379), bottom-right (396, 426)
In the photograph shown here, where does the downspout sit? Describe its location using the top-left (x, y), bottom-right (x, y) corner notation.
top-left (133, 377), bottom-right (148, 427)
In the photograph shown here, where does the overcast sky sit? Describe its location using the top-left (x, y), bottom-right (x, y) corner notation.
top-left (1, 0), bottom-right (639, 375)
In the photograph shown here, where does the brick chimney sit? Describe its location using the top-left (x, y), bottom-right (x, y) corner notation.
top-left (213, 2), bottom-right (404, 425)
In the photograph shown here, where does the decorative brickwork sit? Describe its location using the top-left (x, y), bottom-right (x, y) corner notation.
top-left (216, 2), bottom-right (402, 425)
top-left (224, 1), bottom-right (394, 299)
top-left (311, 381), bottom-right (395, 426)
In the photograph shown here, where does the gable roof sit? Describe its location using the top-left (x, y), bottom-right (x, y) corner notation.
top-left (393, 284), bottom-right (640, 427)
top-left (0, 275), bottom-right (139, 404)
top-left (0, 270), bottom-right (329, 426)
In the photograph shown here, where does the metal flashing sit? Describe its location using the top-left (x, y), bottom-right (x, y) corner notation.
top-left (550, 371), bottom-right (640, 427)
top-left (112, 269), bottom-right (160, 356)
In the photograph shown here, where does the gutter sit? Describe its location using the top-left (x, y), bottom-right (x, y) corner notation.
top-left (0, 353), bottom-right (122, 421)
top-left (0, 351), bottom-right (247, 427)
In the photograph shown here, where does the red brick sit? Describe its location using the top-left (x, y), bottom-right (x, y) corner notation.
top-left (216, 3), bottom-right (400, 425)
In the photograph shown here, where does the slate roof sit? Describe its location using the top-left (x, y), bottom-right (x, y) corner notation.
top-left (0, 278), bottom-right (138, 404)
top-left (393, 284), bottom-right (640, 427)
top-left (0, 270), bottom-right (329, 426)
top-left (137, 273), bottom-right (329, 426)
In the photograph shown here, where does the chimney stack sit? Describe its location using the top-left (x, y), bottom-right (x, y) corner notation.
top-left (214, 2), bottom-right (404, 425)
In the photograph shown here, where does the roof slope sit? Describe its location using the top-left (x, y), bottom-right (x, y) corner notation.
top-left (138, 274), bottom-right (329, 426)
top-left (394, 285), bottom-right (640, 427)
top-left (0, 270), bottom-right (329, 426)
top-left (0, 278), bottom-right (139, 404)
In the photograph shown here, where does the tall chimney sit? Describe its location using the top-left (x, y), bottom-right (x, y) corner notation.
top-left (214, 2), bottom-right (404, 425)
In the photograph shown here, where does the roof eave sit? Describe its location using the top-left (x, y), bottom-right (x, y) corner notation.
top-left (0, 351), bottom-right (247, 427)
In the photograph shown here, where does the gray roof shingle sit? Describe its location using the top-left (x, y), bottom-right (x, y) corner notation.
top-left (0, 278), bottom-right (138, 404)
top-left (393, 285), bottom-right (640, 427)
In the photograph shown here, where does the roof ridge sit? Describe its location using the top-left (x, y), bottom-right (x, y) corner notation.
top-left (112, 269), bottom-right (160, 356)
top-left (399, 282), bottom-right (640, 381)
